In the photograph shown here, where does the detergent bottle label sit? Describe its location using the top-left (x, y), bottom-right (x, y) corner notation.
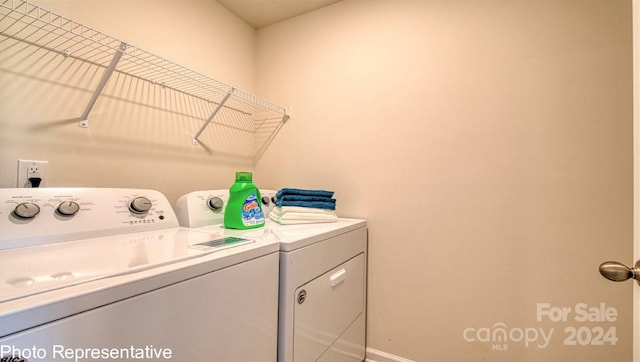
top-left (242, 193), bottom-right (264, 226)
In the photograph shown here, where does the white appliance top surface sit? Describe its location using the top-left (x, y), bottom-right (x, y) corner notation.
top-left (0, 227), bottom-right (258, 304)
top-left (193, 219), bottom-right (366, 252)
top-left (0, 187), bottom-right (280, 338)
top-left (0, 226), bottom-right (279, 337)
top-left (270, 218), bottom-right (366, 251)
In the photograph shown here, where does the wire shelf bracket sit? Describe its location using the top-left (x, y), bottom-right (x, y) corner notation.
top-left (79, 41), bottom-right (127, 128)
top-left (192, 88), bottom-right (234, 145)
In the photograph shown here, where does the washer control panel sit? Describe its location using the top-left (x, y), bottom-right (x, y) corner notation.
top-left (0, 188), bottom-right (179, 250)
top-left (175, 189), bottom-right (276, 228)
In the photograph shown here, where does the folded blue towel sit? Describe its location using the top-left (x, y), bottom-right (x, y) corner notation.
top-left (277, 188), bottom-right (334, 199)
top-left (279, 195), bottom-right (336, 203)
top-left (275, 200), bottom-right (336, 210)
top-left (275, 188), bottom-right (337, 210)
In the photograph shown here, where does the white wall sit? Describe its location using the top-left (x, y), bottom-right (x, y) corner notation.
top-left (0, 0), bottom-right (256, 203)
top-left (0, 0), bottom-right (635, 361)
top-left (255, 0), bottom-right (634, 361)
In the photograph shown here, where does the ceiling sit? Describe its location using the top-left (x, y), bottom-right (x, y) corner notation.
top-left (216, 0), bottom-right (342, 29)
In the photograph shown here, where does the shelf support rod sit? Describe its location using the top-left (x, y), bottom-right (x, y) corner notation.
top-left (79, 42), bottom-right (127, 128)
top-left (253, 108), bottom-right (291, 164)
top-left (192, 88), bottom-right (234, 145)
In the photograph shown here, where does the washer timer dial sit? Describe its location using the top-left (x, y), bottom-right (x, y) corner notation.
top-left (129, 196), bottom-right (152, 214)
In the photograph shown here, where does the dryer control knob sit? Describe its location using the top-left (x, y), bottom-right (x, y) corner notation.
top-left (13, 202), bottom-right (40, 219)
top-left (207, 197), bottom-right (224, 212)
top-left (129, 196), bottom-right (152, 214)
top-left (56, 201), bottom-right (80, 216)
top-left (297, 290), bottom-right (307, 304)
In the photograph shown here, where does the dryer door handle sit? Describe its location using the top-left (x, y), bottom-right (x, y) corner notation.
top-left (329, 268), bottom-right (347, 287)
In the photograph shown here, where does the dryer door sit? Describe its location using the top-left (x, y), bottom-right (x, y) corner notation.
top-left (293, 253), bottom-right (365, 361)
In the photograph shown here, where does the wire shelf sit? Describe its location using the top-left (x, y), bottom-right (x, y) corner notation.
top-left (0, 0), bottom-right (290, 162)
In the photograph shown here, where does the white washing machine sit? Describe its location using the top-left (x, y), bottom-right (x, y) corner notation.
top-left (0, 188), bottom-right (279, 362)
top-left (176, 189), bottom-right (367, 362)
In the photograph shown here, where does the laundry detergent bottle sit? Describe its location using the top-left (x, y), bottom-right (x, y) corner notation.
top-left (224, 171), bottom-right (265, 229)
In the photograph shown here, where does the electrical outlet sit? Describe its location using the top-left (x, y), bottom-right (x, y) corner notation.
top-left (17, 160), bottom-right (48, 188)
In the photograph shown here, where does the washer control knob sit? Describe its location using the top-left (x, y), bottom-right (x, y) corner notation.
top-left (207, 197), bottom-right (224, 211)
top-left (261, 196), bottom-right (271, 206)
top-left (56, 201), bottom-right (80, 216)
top-left (14, 202), bottom-right (40, 219)
top-left (129, 196), bottom-right (152, 214)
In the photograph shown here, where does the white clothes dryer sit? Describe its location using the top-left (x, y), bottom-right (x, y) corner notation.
top-left (176, 190), bottom-right (368, 362)
top-left (0, 188), bottom-right (279, 362)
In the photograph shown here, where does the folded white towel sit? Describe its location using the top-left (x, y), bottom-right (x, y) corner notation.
top-left (269, 206), bottom-right (338, 225)
top-left (272, 206), bottom-right (336, 216)
top-left (270, 213), bottom-right (337, 225)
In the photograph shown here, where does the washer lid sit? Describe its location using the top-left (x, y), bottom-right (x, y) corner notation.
top-left (0, 227), bottom-right (252, 303)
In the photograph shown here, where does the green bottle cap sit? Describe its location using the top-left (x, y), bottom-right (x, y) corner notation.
top-left (235, 171), bottom-right (252, 182)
